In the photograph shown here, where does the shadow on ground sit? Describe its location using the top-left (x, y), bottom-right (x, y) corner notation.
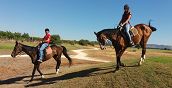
top-left (0, 64), bottom-right (139, 87)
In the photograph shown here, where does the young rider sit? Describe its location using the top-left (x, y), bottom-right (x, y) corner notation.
top-left (37, 28), bottom-right (51, 62)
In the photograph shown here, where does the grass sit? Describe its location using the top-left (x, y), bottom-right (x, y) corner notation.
top-left (21, 48), bottom-right (172, 88)
top-left (0, 41), bottom-right (92, 52)
top-left (0, 40), bottom-right (38, 50)
top-left (61, 43), bottom-right (93, 51)
top-left (1, 41), bottom-right (172, 88)
top-left (32, 56), bottom-right (172, 88)
top-left (147, 56), bottom-right (172, 64)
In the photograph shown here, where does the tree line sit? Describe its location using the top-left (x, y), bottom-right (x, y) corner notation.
top-left (0, 30), bottom-right (98, 46)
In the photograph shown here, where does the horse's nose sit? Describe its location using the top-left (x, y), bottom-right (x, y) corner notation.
top-left (11, 54), bottom-right (13, 57)
top-left (11, 54), bottom-right (15, 58)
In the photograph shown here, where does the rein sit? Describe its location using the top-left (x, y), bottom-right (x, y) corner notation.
top-left (17, 51), bottom-right (25, 56)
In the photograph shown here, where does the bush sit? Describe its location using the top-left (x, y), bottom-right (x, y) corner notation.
top-left (78, 39), bottom-right (90, 46)
top-left (51, 35), bottom-right (61, 44)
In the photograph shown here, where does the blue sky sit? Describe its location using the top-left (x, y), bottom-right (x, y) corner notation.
top-left (0, 0), bottom-right (171, 45)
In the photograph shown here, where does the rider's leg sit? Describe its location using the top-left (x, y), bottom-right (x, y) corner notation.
top-left (38, 43), bottom-right (48, 62)
top-left (124, 23), bottom-right (134, 45)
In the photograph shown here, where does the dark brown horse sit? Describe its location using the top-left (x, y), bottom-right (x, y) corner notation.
top-left (11, 41), bottom-right (72, 82)
top-left (94, 22), bottom-right (156, 70)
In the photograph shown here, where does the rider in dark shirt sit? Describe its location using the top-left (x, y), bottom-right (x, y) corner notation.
top-left (118, 4), bottom-right (134, 46)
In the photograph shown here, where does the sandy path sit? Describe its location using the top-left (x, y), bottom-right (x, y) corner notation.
top-left (71, 48), bottom-right (110, 63)
top-left (0, 48), bottom-right (110, 63)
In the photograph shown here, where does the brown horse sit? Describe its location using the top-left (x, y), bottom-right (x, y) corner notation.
top-left (94, 22), bottom-right (156, 70)
top-left (11, 41), bottom-right (72, 82)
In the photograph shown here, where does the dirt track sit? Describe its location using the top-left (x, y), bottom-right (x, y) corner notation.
top-left (0, 48), bottom-right (107, 88)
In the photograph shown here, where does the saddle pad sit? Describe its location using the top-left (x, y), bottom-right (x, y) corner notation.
top-left (130, 27), bottom-right (138, 36)
top-left (46, 46), bottom-right (52, 55)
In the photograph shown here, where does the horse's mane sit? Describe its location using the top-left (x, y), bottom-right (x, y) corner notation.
top-left (97, 28), bottom-right (118, 36)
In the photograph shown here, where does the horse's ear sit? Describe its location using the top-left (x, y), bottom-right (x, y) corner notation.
top-left (94, 32), bottom-right (97, 35)
top-left (16, 41), bottom-right (18, 44)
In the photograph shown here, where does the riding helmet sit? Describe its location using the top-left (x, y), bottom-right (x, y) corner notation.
top-left (45, 28), bottom-right (50, 32)
top-left (124, 4), bottom-right (129, 9)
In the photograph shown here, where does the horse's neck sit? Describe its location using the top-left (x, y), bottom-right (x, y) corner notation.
top-left (21, 44), bottom-right (37, 59)
top-left (105, 30), bottom-right (123, 44)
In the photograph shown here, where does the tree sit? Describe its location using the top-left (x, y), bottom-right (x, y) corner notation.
top-left (22, 33), bottom-right (30, 39)
top-left (51, 35), bottom-right (61, 44)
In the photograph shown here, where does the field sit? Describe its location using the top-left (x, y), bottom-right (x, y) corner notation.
top-left (0, 41), bottom-right (172, 88)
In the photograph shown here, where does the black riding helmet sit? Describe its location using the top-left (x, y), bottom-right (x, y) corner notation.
top-left (124, 4), bottom-right (129, 10)
top-left (45, 28), bottom-right (50, 32)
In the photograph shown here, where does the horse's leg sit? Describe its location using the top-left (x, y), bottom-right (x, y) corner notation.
top-left (116, 55), bottom-right (120, 70)
top-left (115, 47), bottom-right (126, 70)
top-left (53, 54), bottom-right (62, 74)
top-left (56, 58), bottom-right (61, 74)
top-left (36, 63), bottom-right (45, 78)
top-left (115, 50), bottom-right (121, 70)
top-left (139, 38), bottom-right (148, 65)
top-left (119, 49), bottom-right (126, 67)
top-left (29, 64), bottom-right (37, 82)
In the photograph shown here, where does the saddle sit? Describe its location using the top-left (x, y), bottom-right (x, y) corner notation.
top-left (44, 46), bottom-right (52, 55)
top-left (129, 27), bottom-right (138, 37)
top-left (118, 26), bottom-right (138, 38)
top-left (37, 43), bottom-right (52, 60)
top-left (116, 26), bottom-right (138, 46)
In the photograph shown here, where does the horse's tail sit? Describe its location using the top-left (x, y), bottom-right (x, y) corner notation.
top-left (61, 46), bottom-right (72, 67)
top-left (149, 20), bottom-right (157, 32)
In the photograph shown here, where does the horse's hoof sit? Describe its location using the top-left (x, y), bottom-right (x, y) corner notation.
top-left (116, 67), bottom-right (119, 70)
top-left (56, 69), bottom-right (60, 75)
top-left (27, 81), bottom-right (30, 84)
top-left (138, 62), bottom-right (142, 66)
top-left (41, 75), bottom-right (45, 78)
top-left (56, 72), bottom-right (59, 75)
top-left (120, 63), bottom-right (126, 67)
top-left (27, 80), bottom-right (32, 84)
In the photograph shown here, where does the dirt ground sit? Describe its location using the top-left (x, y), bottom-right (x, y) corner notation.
top-left (1, 48), bottom-right (172, 88)
top-left (0, 49), bottom-right (101, 88)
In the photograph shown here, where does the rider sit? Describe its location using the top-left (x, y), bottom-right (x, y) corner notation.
top-left (118, 4), bottom-right (134, 46)
top-left (37, 28), bottom-right (51, 62)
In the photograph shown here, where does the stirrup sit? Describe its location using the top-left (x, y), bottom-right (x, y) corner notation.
top-left (130, 42), bottom-right (134, 46)
top-left (37, 59), bottom-right (42, 63)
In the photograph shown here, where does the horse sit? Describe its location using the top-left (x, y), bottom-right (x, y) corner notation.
top-left (11, 41), bottom-right (72, 82)
top-left (94, 22), bottom-right (156, 70)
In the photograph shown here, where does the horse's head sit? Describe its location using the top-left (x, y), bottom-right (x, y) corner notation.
top-left (11, 41), bottom-right (23, 58)
top-left (94, 32), bottom-right (108, 50)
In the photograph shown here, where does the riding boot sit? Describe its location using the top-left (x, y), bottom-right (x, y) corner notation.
top-left (125, 32), bottom-right (134, 46)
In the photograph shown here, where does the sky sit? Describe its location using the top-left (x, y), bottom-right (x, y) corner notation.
top-left (0, 0), bottom-right (171, 45)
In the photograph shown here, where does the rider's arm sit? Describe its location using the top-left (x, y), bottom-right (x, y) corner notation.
top-left (46, 36), bottom-right (51, 43)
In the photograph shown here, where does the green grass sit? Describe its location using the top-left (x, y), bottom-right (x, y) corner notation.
top-left (0, 41), bottom-right (90, 51)
top-left (0, 44), bottom-right (14, 49)
top-left (61, 43), bottom-right (93, 51)
top-left (24, 56), bottom-right (172, 88)
top-left (0, 41), bottom-right (38, 50)
top-left (147, 56), bottom-right (172, 64)
top-left (56, 57), bottom-right (172, 88)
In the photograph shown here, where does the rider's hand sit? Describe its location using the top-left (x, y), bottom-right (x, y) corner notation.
top-left (39, 41), bottom-right (43, 43)
top-left (117, 24), bottom-right (122, 29)
top-left (117, 25), bottom-right (120, 29)
top-left (120, 23), bottom-right (124, 27)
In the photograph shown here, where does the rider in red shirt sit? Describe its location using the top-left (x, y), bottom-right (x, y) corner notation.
top-left (38, 28), bottom-right (51, 62)
top-left (43, 31), bottom-right (51, 44)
